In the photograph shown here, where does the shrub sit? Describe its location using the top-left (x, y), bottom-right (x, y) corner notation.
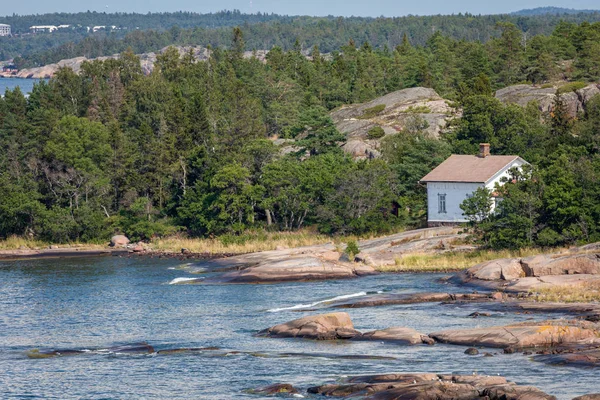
top-left (557, 81), bottom-right (587, 94)
top-left (400, 105), bottom-right (431, 114)
top-left (345, 240), bottom-right (360, 261)
top-left (367, 126), bottom-right (386, 139)
top-left (359, 104), bottom-right (386, 119)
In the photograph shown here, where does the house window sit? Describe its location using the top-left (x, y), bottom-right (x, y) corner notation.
top-left (438, 194), bottom-right (447, 214)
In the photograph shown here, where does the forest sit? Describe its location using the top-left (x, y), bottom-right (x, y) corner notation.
top-left (3, 10), bottom-right (600, 66)
top-left (0, 20), bottom-right (599, 249)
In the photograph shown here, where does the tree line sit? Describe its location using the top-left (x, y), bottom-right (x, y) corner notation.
top-left (0, 23), bottom-right (599, 248)
top-left (3, 10), bottom-right (600, 67)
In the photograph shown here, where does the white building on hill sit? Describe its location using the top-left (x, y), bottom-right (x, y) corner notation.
top-left (420, 143), bottom-right (527, 226)
top-left (0, 24), bottom-right (11, 36)
top-left (30, 25), bottom-right (58, 33)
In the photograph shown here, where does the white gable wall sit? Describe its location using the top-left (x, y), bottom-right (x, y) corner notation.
top-left (427, 182), bottom-right (482, 223)
top-left (426, 158), bottom-right (526, 224)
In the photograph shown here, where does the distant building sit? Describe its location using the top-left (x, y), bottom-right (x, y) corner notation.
top-left (30, 25), bottom-right (58, 33)
top-left (0, 24), bottom-right (11, 36)
top-left (420, 143), bottom-right (528, 226)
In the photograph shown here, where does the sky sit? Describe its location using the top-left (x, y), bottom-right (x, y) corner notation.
top-left (3, 0), bottom-right (600, 17)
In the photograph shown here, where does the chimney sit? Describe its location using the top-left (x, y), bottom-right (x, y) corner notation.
top-left (479, 143), bottom-right (490, 158)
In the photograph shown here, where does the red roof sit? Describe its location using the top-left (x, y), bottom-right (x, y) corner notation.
top-left (420, 155), bottom-right (524, 183)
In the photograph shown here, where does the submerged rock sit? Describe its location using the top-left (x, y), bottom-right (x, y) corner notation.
top-left (246, 383), bottom-right (299, 396)
top-left (256, 312), bottom-right (360, 340)
top-left (533, 345), bottom-right (600, 367)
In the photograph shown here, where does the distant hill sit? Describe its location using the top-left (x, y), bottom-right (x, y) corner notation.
top-left (512, 7), bottom-right (600, 16)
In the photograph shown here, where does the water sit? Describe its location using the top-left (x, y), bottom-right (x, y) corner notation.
top-left (0, 78), bottom-right (46, 95)
top-left (0, 256), bottom-right (597, 399)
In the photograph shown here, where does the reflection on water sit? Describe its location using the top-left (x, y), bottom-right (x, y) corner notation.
top-left (0, 256), bottom-right (596, 399)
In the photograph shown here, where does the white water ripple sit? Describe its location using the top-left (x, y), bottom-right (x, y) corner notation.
top-left (168, 277), bottom-right (202, 285)
top-left (267, 291), bottom-right (382, 312)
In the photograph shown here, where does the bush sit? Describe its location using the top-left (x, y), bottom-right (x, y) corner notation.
top-left (367, 126), bottom-right (386, 139)
top-left (557, 81), bottom-right (587, 94)
top-left (345, 240), bottom-right (360, 261)
top-left (359, 104), bottom-right (386, 119)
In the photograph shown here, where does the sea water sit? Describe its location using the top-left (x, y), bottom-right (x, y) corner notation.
top-left (0, 256), bottom-right (597, 399)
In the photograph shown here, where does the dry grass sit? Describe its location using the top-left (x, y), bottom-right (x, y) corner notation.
top-left (529, 282), bottom-right (600, 303)
top-left (151, 230), bottom-right (338, 255)
top-left (0, 235), bottom-right (104, 251)
top-left (378, 248), bottom-right (556, 273)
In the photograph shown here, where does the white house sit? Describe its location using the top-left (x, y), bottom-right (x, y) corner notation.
top-left (0, 24), bottom-right (11, 36)
top-left (420, 143), bottom-right (527, 227)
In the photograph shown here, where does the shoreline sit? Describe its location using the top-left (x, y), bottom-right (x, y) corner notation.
top-left (0, 247), bottom-right (236, 261)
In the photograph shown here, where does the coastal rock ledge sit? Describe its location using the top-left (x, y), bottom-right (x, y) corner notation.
top-left (256, 312), bottom-right (434, 344)
top-left (306, 373), bottom-right (555, 399)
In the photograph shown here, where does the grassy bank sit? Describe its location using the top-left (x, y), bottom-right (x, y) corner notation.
top-left (0, 236), bottom-right (104, 251)
top-left (150, 230), bottom-right (342, 255)
top-left (376, 248), bottom-right (556, 273)
top-left (528, 282), bottom-right (600, 303)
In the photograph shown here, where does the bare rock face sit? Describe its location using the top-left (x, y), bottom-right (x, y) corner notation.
top-left (330, 87), bottom-right (457, 160)
top-left (110, 235), bottom-right (130, 248)
top-left (495, 83), bottom-right (600, 118)
top-left (430, 320), bottom-right (600, 350)
top-left (355, 327), bottom-right (432, 345)
top-left (255, 312), bottom-right (360, 340)
top-left (521, 254), bottom-right (600, 277)
top-left (466, 258), bottom-right (524, 281)
top-left (307, 373), bottom-right (555, 400)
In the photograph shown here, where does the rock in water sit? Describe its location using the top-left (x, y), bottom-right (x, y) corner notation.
top-left (465, 347), bottom-right (480, 355)
top-left (430, 320), bottom-right (600, 350)
top-left (355, 327), bottom-right (433, 345)
top-left (256, 312), bottom-right (360, 340)
top-left (110, 235), bottom-right (130, 247)
top-left (307, 373), bottom-right (555, 399)
top-left (246, 383), bottom-right (299, 395)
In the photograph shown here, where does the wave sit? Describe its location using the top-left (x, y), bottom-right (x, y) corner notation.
top-left (168, 277), bottom-right (202, 285)
top-left (267, 291), bottom-right (382, 312)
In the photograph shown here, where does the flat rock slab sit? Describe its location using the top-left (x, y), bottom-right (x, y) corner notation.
top-left (214, 256), bottom-right (375, 283)
top-left (430, 320), bottom-right (600, 350)
top-left (533, 346), bottom-right (600, 367)
top-left (324, 292), bottom-right (494, 309)
top-left (307, 373), bottom-right (555, 399)
top-left (355, 327), bottom-right (433, 345)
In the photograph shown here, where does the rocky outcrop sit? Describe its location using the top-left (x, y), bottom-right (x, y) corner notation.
top-left (210, 255), bottom-right (375, 284)
top-left (495, 83), bottom-right (600, 118)
top-left (521, 254), bottom-right (600, 277)
top-left (306, 373), bottom-right (555, 399)
top-left (430, 320), bottom-right (600, 350)
top-left (171, 227), bottom-right (465, 284)
top-left (0, 46), bottom-right (316, 79)
top-left (255, 312), bottom-right (361, 340)
top-left (329, 87), bottom-right (458, 160)
top-left (455, 245), bottom-right (600, 292)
